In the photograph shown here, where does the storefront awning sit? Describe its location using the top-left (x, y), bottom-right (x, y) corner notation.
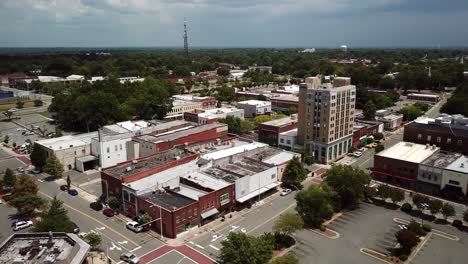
top-left (201, 208), bottom-right (219, 219)
top-left (236, 182), bottom-right (280, 203)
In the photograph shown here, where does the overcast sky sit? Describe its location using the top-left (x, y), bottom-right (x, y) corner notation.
top-left (1, 0), bottom-right (467, 48)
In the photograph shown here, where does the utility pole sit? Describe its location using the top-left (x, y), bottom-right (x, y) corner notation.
top-left (183, 18), bottom-right (189, 58)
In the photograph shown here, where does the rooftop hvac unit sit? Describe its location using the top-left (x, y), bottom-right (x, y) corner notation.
top-left (126, 166), bottom-right (132, 172)
top-left (461, 163), bottom-right (465, 168)
top-left (432, 145), bottom-right (437, 150)
top-left (426, 144), bottom-right (430, 149)
top-left (132, 160), bottom-right (138, 164)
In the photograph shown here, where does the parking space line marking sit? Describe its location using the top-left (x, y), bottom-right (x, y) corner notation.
top-left (38, 191), bottom-right (139, 247)
top-left (130, 246), bottom-right (142, 252)
top-left (209, 244), bottom-right (219, 251)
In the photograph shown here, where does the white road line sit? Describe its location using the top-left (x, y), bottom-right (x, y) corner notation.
top-left (195, 243), bottom-right (205, 249)
top-left (130, 246), bottom-right (142, 252)
top-left (147, 249), bottom-right (180, 264)
top-left (209, 244), bottom-right (220, 251)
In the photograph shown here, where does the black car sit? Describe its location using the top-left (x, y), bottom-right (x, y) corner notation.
top-left (71, 222), bottom-right (80, 234)
top-left (90, 202), bottom-right (104, 211)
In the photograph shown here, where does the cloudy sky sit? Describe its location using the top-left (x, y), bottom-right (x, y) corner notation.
top-left (1, 0), bottom-right (467, 48)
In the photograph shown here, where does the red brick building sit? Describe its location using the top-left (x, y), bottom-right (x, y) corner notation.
top-left (258, 115), bottom-right (298, 146)
top-left (404, 122), bottom-right (468, 155)
top-left (352, 121), bottom-right (383, 147)
top-left (269, 94), bottom-right (299, 112)
top-left (372, 142), bottom-right (440, 187)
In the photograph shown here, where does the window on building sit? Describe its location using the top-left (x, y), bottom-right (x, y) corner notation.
top-left (188, 209), bottom-right (192, 218)
top-left (115, 145), bottom-right (118, 151)
top-left (448, 180), bottom-right (459, 186)
top-left (426, 135), bottom-right (431, 141)
top-left (286, 140), bottom-right (291, 144)
top-left (280, 139), bottom-right (284, 143)
top-left (418, 134), bottom-right (422, 140)
top-left (176, 216), bottom-right (180, 224)
top-left (457, 140), bottom-right (462, 146)
top-left (428, 174), bottom-right (431, 180)
top-left (182, 212), bottom-right (186, 221)
top-left (271, 174), bottom-right (275, 179)
top-left (437, 137), bottom-right (441, 143)
top-left (120, 144), bottom-right (122, 150)
top-left (107, 147), bottom-right (110, 153)
top-left (220, 193), bottom-right (230, 206)
top-left (194, 208), bottom-right (198, 215)
top-left (447, 138), bottom-right (452, 144)
top-left (434, 176), bottom-right (437, 181)
top-left (210, 201), bottom-right (214, 208)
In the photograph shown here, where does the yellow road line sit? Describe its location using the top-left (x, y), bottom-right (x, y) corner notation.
top-left (247, 202), bottom-right (296, 234)
top-left (39, 191), bottom-right (139, 247)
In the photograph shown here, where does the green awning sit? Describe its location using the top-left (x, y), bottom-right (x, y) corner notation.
top-left (201, 208), bottom-right (219, 219)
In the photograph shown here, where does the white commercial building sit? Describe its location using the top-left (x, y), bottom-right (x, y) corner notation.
top-left (236, 100), bottom-right (272, 118)
top-left (191, 108), bottom-right (244, 125)
top-left (442, 155), bottom-right (468, 195)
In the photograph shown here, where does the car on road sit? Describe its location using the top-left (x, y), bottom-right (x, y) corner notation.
top-left (8, 108), bottom-right (18, 113)
top-left (71, 222), bottom-right (80, 234)
top-left (68, 189), bottom-right (79, 196)
top-left (13, 220), bottom-right (33, 231)
top-left (29, 169), bottom-right (41, 174)
top-left (353, 151), bottom-right (363, 157)
top-left (103, 208), bottom-right (115, 217)
top-left (90, 202), bottom-right (104, 211)
top-left (120, 253), bottom-right (140, 264)
top-left (359, 147), bottom-right (366, 152)
top-left (280, 188), bottom-right (292, 196)
top-left (126, 221), bottom-right (143, 233)
top-left (60, 185), bottom-right (69, 191)
top-left (78, 232), bottom-right (88, 239)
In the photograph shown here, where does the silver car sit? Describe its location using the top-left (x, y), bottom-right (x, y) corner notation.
top-left (120, 253), bottom-right (140, 264)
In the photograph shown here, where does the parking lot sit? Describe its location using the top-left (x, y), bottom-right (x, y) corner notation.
top-left (293, 202), bottom-right (467, 264)
top-left (0, 149), bottom-right (29, 174)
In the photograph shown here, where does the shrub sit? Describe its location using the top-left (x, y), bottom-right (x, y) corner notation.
top-left (408, 220), bottom-right (426, 237)
top-left (452, 219), bottom-right (463, 228)
top-left (401, 203), bottom-right (412, 213)
top-left (399, 255), bottom-right (408, 261)
top-left (422, 224), bottom-right (432, 232)
top-left (319, 224), bottom-right (326, 232)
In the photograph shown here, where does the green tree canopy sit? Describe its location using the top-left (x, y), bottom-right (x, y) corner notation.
top-left (11, 174), bottom-right (38, 199)
top-left (3, 168), bottom-right (17, 188)
top-left (34, 196), bottom-right (74, 232)
top-left (84, 232), bottom-right (102, 250)
top-left (400, 104), bottom-right (423, 121)
top-left (30, 144), bottom-right (47, 170)
top-left (363, 101), bottom-right (377, 120)
top-left (427, 198), bottom-right (443, 216)
top-left (322, 165), bottom-right (370, 209)
top-left (220, 232), bottom-right (274, 264)
top-left (43, 154), bottom-right (64, 178)
top-left (281, 156), bottom-right (307, 189)
top-left (270, 253), bottom-right (299, 264)
top-left (295, 185), bottom-right (336, 228)
top-left (11, 194), bottom-right (46, 216)
top-left (273, 213), bottom-right (304, 236)
top-left (441, 203), bottom-right (455, 220)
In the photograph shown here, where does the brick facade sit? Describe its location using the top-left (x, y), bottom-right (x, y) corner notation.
top-left (258, 121), bottom-right (298, 147)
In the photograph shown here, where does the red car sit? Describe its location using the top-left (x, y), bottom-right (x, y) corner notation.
top-left (103, 208), bottom-right (115, 217)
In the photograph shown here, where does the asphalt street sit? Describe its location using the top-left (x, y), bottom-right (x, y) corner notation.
top-left (37, 179), bottom-right (165, 263)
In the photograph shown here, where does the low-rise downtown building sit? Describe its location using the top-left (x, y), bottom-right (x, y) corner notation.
top-left (257, 114), bottom-right (298, 147)
top-left (236, 100), bottom-right (272, 118)
top-left (183, 107), bottom-right (244, 125)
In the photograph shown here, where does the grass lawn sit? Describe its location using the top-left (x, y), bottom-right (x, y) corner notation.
top-left (38, 111), bottom-right (52, 119)
top-left (0, 101), bottom-right (36, 111)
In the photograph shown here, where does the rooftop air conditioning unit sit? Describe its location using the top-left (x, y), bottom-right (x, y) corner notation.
top-left (132, 160), bottom-right (138, 164)
top-left (461, 163), bottom-right (465, 168)
top-left (126, 166), bottom-right (132, 172)
top-left (426, 144), bottom-right (430, 149)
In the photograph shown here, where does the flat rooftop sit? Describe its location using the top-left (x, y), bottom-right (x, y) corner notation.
top-left (103, 148), bottom-right (193, 179)
top-left (0, 233), bottom-right (90, 264)
top-left (200, 141), bottom-right (267, 161)
top-left (198, 108), bottom-right (243, 119)
top-left (237, 100), bottom-right (271, 107)
top-left (445, 155), bottom-right (468, 174)
top-left (261, 115), bottom-right (298, 127)
top-left (421, 152), bottom-right (462, 168)
top-left (137, 123), bottom-right (226, 143)
top-left (270, 94), bottom-right (299, 102)
top-left (37, 132), bottom-right (97, 151)
top-left (376, 142), bottom-right (439, 163)
top-left (408, 93), bottom-right (440, 98)
top-left (141, 190), bottom-right (196, 211)
top-left (280, 128), bottom-right (298, 137)
top-left (181, 171), bottom-right (232, 191)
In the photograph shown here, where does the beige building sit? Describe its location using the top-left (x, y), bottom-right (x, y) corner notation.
top-left (297, 76), bottom-right (356, 164)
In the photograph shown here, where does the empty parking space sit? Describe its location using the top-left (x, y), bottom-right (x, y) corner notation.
top-left (0, 158), bottom-right (26, 173)
top-left (0, 149), bottom-right (11, 159)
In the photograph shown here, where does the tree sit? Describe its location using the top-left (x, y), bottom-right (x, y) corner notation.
top-left (379, 76), bottom-right (395, 90)
top-left (3, 168), bottom-right (17, 189)
top-left (34, 99), bottom-right (44, 107)
top-left (84, 232), bottom-right (102, 250)
top-left (3, 135), bottom-right (9, 144)
top-left (34, 196), bottom-right (74, 232)
top-left (464, 208), bottom-right (468, 222)
top-left (11, 194), bottom-right (46, 216)
top-left (322, 165), bottom-right (370, 209)
top-left (363, 101), bottom-right (377, 120)
top-left (66, 175), bottom-right (71, 188)
top-left (373, 133), bottom-right (384, 141)
top-left (30, 144), bottom-right (47, 170)
top-left (11, 174), bottom-right (38, 199)
top-left (216, 85), bottom-right (235, 103)
top-left (400, 105), bottom-right (423, 121)
top-left (375, 144), bottom-right (385, 153)
top-left (273, 213), bottom-right (304, 236)
top-left (396, 229), bottom-right (418, 253)
top-left (216, 100), bottom-right (222, 108)
top-left (43, 154), bottom-right (64, 178)
top-left (219, 116), bottom-right (253, 135)
top-left (220, 232), bottom-right (274, 264)
top-left (139, 213), bottom-right (153, 227)
top-left (295, 185), bottom-right (335, 228)
top-left (427, 199), bottom-right (443, 217)
top-left (389, 187), bottom-right (405, 205)
top-left (441, 203), bottom-right (455, 220)
top-left (217, 67), bottom-right (230, 76)
top-left (282, 157), bottom-right (307, 189)
top-left (107, 196), bottom-right (121, 211)
top-left (16, 100), bottom-right (25, 109)
top-left (3, 110), bottom-right (13, 121)
top-left (270, 253), bottom-right (299, 264)
top-left (412, 194), bottom-right (430, 211)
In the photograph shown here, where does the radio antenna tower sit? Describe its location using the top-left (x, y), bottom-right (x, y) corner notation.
top-left (183, 18), bottom-right (189, 58)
